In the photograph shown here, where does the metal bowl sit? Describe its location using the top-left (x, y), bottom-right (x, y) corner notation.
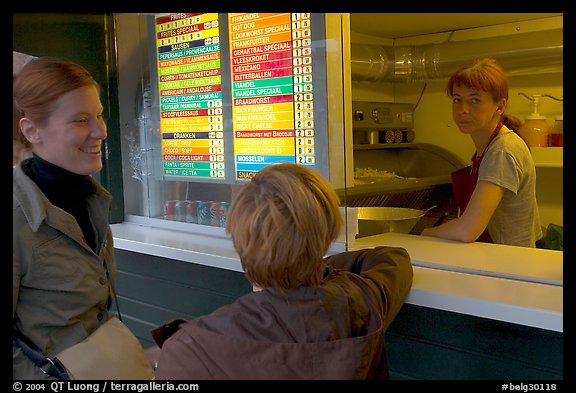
top-left (356, 207), bottom-right (425, 237)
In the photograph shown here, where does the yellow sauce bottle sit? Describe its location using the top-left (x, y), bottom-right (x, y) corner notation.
top-left (518, 93), bottom-right (549, 147)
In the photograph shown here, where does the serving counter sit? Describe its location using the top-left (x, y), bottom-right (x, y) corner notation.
top-left (111, 222), bottom-right (563, 333)
top-left (352, 233), bottom-right (562, 332)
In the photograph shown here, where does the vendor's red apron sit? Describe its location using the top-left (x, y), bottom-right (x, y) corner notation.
top-left (450, 123), bottom-right (502, 243)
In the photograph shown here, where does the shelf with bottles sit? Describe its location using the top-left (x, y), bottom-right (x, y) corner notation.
top-left (531, 147), bottom-right (563, 168)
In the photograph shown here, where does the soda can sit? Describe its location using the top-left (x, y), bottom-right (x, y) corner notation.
top-left (197, 201), bottom-right (212, 225)
top-left (210, 201), bottom-right (221, 227)
top-left (218, 202), bottom-right (229, 228)
top-left (175, 200), bottom-right (187, 222)
top-left (163, 200), bottom-right (176, 220)
top-left (185, 200), bottom-right (201, 224)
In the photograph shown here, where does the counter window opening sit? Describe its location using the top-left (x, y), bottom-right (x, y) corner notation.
top-left (117, 13), bottom-right (346, 239)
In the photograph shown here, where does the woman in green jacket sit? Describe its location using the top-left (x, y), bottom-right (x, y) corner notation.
top-left (13, 57), bottom-right (116, 380)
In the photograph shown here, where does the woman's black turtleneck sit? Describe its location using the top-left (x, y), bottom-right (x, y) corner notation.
top-left (22, 154), bottom-right (97, 252)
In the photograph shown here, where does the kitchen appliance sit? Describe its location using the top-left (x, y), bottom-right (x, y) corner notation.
top-left (339, 101), bottom-right (467, 234)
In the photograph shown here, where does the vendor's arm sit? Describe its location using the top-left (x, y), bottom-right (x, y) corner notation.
top-left (421, 180), bottom-right (505, 242)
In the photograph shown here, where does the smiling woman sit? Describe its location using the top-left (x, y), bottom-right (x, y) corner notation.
top-left (12, 57), bottom-right (149, 380)
top-left (14, 58), bottom-right (107, 175)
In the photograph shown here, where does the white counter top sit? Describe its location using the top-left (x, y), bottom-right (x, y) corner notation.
top-left (111, 221), bottom-right (345, 273)
top-left (111, 223), bottom-right (563, 333)
top-left (404, 266), bottom-right (561, 332)
top-left (352, 233), bottom-right (563, 286)
top-left (352, 233), bottom-right (562, 332)
top-left (111, 222), bottom-right (244, 272)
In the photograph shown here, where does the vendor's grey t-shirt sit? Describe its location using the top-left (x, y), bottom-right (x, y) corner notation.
top-left (478, 130), bottom-right (543, 247)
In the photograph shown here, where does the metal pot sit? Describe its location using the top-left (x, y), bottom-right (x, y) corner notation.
top-left (356, 206), bottom-right (432, 237)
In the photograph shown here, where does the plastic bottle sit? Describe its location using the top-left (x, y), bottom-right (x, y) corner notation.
top-left (549, 114), bottom-right (563, 147)
top-left (542, 94), bottom-right (563, 147)
top-left (517, 93), bottom-right (549, 147)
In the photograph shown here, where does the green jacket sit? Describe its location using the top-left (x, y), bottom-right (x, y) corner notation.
top-left (13, 162), bottom-right (116, 380)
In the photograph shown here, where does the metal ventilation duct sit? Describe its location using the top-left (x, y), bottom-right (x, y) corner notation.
top-left (351, 29), bottom-right (563, 83)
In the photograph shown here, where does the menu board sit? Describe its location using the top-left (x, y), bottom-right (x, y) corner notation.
top-left (151, 13), bottom-right (325, 182)
top-left (155, 13), bottom-right (225, 179)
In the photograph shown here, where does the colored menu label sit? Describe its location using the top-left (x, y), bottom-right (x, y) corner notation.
top-left (155, 13), bottom-right (226, 179)
top-left (229, 13), bottom-right (315, 180)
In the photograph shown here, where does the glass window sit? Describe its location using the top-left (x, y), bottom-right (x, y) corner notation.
top-left (114, 13), bottom-right (349, 240)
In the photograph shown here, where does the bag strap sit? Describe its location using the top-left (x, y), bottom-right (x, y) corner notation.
top-left (103, 258), bottom-right (123, 322)
top-left (13, 326), bottom-right (70, 380)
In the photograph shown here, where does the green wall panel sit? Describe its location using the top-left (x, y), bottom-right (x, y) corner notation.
top-left (386, 304), bottom-right (562, 380)
top-left (114, 249), bottom-right (252, 349)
